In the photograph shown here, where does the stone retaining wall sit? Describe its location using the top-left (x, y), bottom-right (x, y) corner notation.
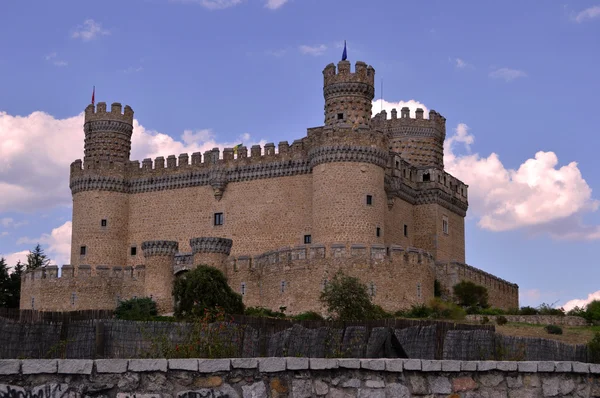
top-left (1, 358), bottom-right (599, 397)
top-left (466, 314), bottom-right (589, 327)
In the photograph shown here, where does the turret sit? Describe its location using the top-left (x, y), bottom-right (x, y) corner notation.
top-left (83, 102), bottom-right (134, 165)
top-left (142, 240), bottom-right (178, 313)
top-left (323, 61), bottom-right (375, 128)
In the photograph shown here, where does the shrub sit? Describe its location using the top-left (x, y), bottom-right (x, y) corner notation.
top-left (291, 311), bottom-right (324, 321)
top-left (115, 297), bottom-right (158, 321)
top-left (588, 332), bottom-right (600, 364)
top-left (371, 305), bottom-right (394, 319)
top-left (586, 300), bottom-right (600, 322)
top-left (319, 271), bottom-right (378, 320)
top-left (453, 281), bottom-right (489, 309)
top-left (429, 298), bottom-right (466, 320)
top-left (567, 305), bottom-right (587, 318)
top-left (401, 304), bottom-right (433, 319)
top-left (479, 307), bottom-right (506, 316)
top-left (496, 315), bottom-right (508, 326)
top-left (544, 324), bottom-right (563, 335)
top-left (519, 306), bottom-right (539, 315)
top-left (173, 265), bottom-right (244, 319)
top-left (537, 303), bottom-right (565, 316)
top-left (245, 306), bottom-right (286, 318)
top-left (480, 316), bottom-right (490, 325)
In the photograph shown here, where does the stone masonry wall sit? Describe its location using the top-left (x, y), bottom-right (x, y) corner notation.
top-left (465, 315), bottom-right (589, 327)
top-left (0, 358), bottom-right (599, 397)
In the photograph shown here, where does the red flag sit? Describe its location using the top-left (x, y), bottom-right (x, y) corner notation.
top-left (91, 86), bottom-right (95, 105)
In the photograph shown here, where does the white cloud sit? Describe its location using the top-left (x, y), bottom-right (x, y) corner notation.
top-left (489, 67), bottom-right (527, 82)
top-left (299, 44), bottom-right (327, 56)
top-left (0, 110), bottom-right (266, 214)
top-left (172, 0), bottom-right (244, 9)
top-left (1, 250), bottom-right (28, 269)
top-left (123, 66), bottom-right (143, 74)
top-left (562, 290), bottom-right (600, 311)
top-left (0, 218), bottom-right (27, 228)
top-left (71, 19), bottom-right (110, 41)
top-left (265, 0), bottom-right (288, 9)
top-left (371, 99), bottom-right (429, 118)
top-left (450, 57), bottom-right (471, 69)
top-left (0, 232), bottom-right (8, 238)
top-left (17, 221), bottom-right (72, 266)
top-left (572, 6), bottom-right (600, 23)
top-left (44, 53), bottom-right (68, 67)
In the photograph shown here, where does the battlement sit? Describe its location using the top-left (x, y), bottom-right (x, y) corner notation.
top-left (323, 60), bottom-right (375, 87)
top-left (436, 261), bottom-right (518, 289)
top-left (21, 264), bottom-right (146, 285)
top-left (84, 102), bottom-right (134, 125)
top-left (372, 108), bottom-right (446, 138)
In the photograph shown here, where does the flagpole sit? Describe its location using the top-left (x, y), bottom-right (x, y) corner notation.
top-left (381, 79), bottom-right (383, 113)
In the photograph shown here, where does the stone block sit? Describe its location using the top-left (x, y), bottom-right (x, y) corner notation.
top-left (287, 357), bottom-right (308, 370)
top-left (231, 358), bottom-right (258, 369)
top-left (198, 359), bottom-right (230, 373)
top-left (337, 359), bottom-right (360, 369)
top-left (495, 361), bottom-right (518, 372)
top-left (342, 379), bottom-right (361, 388)
top-left (590, 364), bottom-right (600, 374)
top-left (169, 359), bottom-right (198, 371)
top-left (402, 359), bottom-right (421, 370)
top-left (129, 359), bottom-right (168, 372)
top-left (22, 359), bottom-right (57, 374)
top-left (421, 359), bottom-right (442, 371)
top-left (554, 361), bottom-right (572, 372)
top-left (0, 360), bottom-right (20, 375)
top-left (258, 357), bottom-right (286, 373)
top-left (96, 359), bottom-right (128, 373)
top-left (428, 376), bottom-right (452, 394)
top-left (360, 359), bottom-right (385, 371)
top-left (385, 359), bottom-right (403, 372)
top-left (452, 377), bottom-right (477, 392)
top-left (365, 379), bottom-right (385, 388)
top-left (242, 381), bottom-right (266, 398)
top-left (517, 361), bottom-right (537, 373)
top-left (460, 361), bottom-right (477, 371)
top-left (572, 362), bottom-right (590, 373)
top-left (477, 361), bottom-right (497, 371)
top-left (441, 360), bottom-right (461, 372)
top-left (314, 380), bottom-right (329, 396)
top-left (310, 358), bottom-right (338, 370)
top-left (536, 361), bottom-right (555, 372)
top-left (57, 359), bottom-right (93, 374)
top-left (292, 379), bottom-right (312, 398)
top-left (357, 388), bottom-right (385, 398)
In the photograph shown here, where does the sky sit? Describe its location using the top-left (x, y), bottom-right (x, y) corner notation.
top-left (1, 0), bottom-right (599, 311)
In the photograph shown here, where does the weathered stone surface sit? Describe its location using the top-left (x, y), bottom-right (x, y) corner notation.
top-left (480, 373), bottom-right (505, 387)
top-left (477, 361), bottom-right (497, 371)
top-left (461, 361), bottom-right (478, 371)
top-left (429, 376), bottom-right (452, 394)
top-left (453, 376), bottom-right (477, 392)
top-left (402, 359), bottom-right (421, 370)
top-left (310, 358), bottom-right (338, 370)
top-left (329, 387), bottom-right (354, 398)
top-left (385, 383), bottom-right (410, 398)
top-left (364, 379), bottom-right (384, 388)
top-left (287, 357), bottom-right (308, 370)
top-left (517, 361), bottom-right (537, 373)
top-left (357, 388), bottom-right (385, 398)
top-left (338, 359), bottom-right (360, 369)
top-left (96, 359), bottom-right (128, 373)
top-left (169, 359), bottom-right (198, 371)
top-left (536, 361), bottom-right (555, 372)
top-left (197, 359), bottom-right (230, 373)
top-left (408, 375), bottom-right (429, 395)
top-left (118, 394), bottom-right (160, 398)
top-left (441, 360), bottom-right (460, 372)
top-left (591, 363), bottom-right (600, 374)
top-left (421, 359), bottom-right (442, 371)
top-left (342, 378), bottom-right (361, 388)
top-left (258, 357), bottom-right (286, 373)
top-left (242, 382), bottom-right (266, 398)
top-left (360, 359), bottom-right (384, 371)
top-left (555, 361), bottom-right (572, 372)
top-left (385, 359), bottom-right (403, 372)
top-left (572, 362), bottom-right (589, 373)
top-left (117, 372), bottom-right (140, 390)
top-left (496, 361), bottom-right (518, 372)
top-left (0, 360), bottom-right (20, 375)
top-left (314, 380), bottom-right (329, 396)
top-left (541, 376), bottom-right (559, 397)
top-left (129, 359), bottom-right (168, 372)
top-left (57, 359), bottom-right (93, 374)
top-left (193, 376), bottom-right (223, 388)
top-left (22, 359), bottom-right (57, 374)
top-left (291, 379), bottom-right (312, 398)
top-left (231, 358), bottom-right (257, 369)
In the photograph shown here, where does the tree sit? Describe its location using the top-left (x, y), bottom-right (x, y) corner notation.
top-left (173, 265), bottom-right (244, 319)
top-left (115, 297), bottom-right (158, 321)
top-left (26, 244), bottom-right (51, 271)
top-left (5, 261), bottom-right (24, 308)
top-left (453, 281), bottom-right (489, 309)
top-left (586, 300), bottom-right (600, 322)
top-left (319, 270), bottom-right (377, 320)
top-left (0, 257), bottom-right (10, 307)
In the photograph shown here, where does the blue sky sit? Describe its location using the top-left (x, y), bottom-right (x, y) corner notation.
top-left (1, 0), bottom-right (599, 310)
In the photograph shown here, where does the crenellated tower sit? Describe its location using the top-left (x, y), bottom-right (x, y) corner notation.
top-left (83, 102), bottom-right (134, 165)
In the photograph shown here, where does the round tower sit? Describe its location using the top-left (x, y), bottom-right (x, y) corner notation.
top-left (190, 237), bottom-right (233, 275)
top-left (310, 60), bottom-right (389, 247)
top-left (142, 240), bottom-right (178, 313)
top-left (69, 102), bottom-right (134, 271)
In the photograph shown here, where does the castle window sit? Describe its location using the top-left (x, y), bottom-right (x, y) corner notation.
top-left (71, 292), bottom-right (76, 305)
top-left (304, 235), bottom-right (312, 244)
top-left (31, 297), bottom-right (35, 309)
top-left (80, 246), bottom-right (87, 256)
top-left (369, 282), bottom-right (376, 297)
top-left (417, 283), bottom-right (422, 299)
top-left (366, 195), bottom-right (373, 205)
top-left (396, 161), bottom-right (399, 168)
top-left (423, 173), bottom-right (430, 182)
top-left (280, 280), bottom-right (286, 293)
top-left (376, 227), bottom-right (381, 237)
top-left (442, 216), bottom-right (449, 235)
top-left (404, 224), bottom-right (408, 237)
top-left (337, 113), bottom-right (344, 120)
top-left (241, 282), bottom-right (246, 295)
top-left (214, 212), bottom-right (224, 226)
top-left (130, 246), bottom-right (137, 256)
top-left (321, 279), bottom-right (328, 291)
top-left (101, 219), bottom-right (107, 227)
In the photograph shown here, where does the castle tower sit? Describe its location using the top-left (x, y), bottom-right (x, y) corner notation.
top-left (68, 102), bottom-right (134, 270)
top-left (310, 61), bottom-right (389, 247)
top-left (142, 240), bottom-right (178, 313)
top-left (190, 237), bottom-right (233, 275)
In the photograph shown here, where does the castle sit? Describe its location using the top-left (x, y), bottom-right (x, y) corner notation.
top-left (20, 58), bottom-right (519, 314)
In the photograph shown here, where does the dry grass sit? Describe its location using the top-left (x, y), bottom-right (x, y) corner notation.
top-left (492, 322), bottom-right (600, 345)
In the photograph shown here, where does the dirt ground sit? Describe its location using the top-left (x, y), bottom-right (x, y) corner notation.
top-left (491, 322), bottom-right (600, 345)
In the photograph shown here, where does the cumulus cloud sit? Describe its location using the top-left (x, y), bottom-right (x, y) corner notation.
top-left (489, 67), bottom-right (527, 82)
top-left (44, 53), bottom-right (68, 67)
top-left (299, 44), bottom-right (327, 56)
top-left (17, 222), bottom-right (72, 266)
top-left (371, 99), bottom-right (429, 118)
top-left (172, 0), bottom-right (244, 9)
top-left (572, 5), bottom-right (600, 23)
top-left (71, 19), bottom-right (110, 41)
top-left (562, 290), bottom-right (600, 311)
top-left (265, 0), bottom-right (289, 9)
top-left (450, 57), bottom-right (471, 69)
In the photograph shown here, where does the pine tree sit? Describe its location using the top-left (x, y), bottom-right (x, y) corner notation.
top-left (0, 257), bottom-right (9, 307)
top-left (26, 243), bottom-right (50, 271)
top-left (5, 260), bottom-right (25, 308)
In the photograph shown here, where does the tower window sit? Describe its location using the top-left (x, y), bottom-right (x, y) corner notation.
top-left (241, 282), bottom-right (246, 295)
top-left (366, 195), bottom-right (373, 205)
top-left (443, 216), bottom-right (449, 235)
top-left (281, 280), bottom-right (286, 293)
top-left (404, 225), bottom-right (408, 237)
top-left (31, 297), bottom-right (35, 309)
top-left (130, 246), bottom-right (137, 256)
top-left (71, 292), bottom-right (77, 305)
top-left (376, 227), bottom-right (381, 237)
top-left (417, 283), bottom-right (422, 299)
top-left (423, 173), bottom-right (430, 182)
top-left (214, 212), bottom-right (224, 226)
top-left (80, 246), bottom-right (87, 256)
top-left (101, 219), bottom-right (107, 227)
top-left (370, 282), bottom-right (376, 297)
top-left (304, 235), bottom-right (312, 244)
top-left (337, 113), bottom-right (344, 120)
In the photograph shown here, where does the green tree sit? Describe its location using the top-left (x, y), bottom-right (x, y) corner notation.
top-left (115, 297), bottom-right (158, 321)
top-left (5, 261), bottom-right (24, 308)
top-left (319, 270), bottom-right (377, 320)
top-left (173, 265), bottom-right (244, 319)
top-left (0, 257), bottom-right (10, 307)
top-left (26, 244), bottom-right (50, 271)
top-left (453, 280), bottom-right (489, 309)
top-left (586, 300), bottom-right (600, 322)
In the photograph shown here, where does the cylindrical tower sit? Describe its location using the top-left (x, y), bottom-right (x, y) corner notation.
top-left (190, 237), bottom-right (233, 275)
top-left (142, 240), bottom-right (178, 313)
top-left (69, 102), bottom-right (134, 270)
top-left (310, 60), bottom-right (389, 247)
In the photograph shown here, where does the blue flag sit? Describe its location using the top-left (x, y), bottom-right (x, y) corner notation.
top-left (342, 40), bottom-right (347, 61)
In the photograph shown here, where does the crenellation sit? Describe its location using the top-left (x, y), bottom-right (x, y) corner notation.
top-left (178, 153), bottom-right (189, 167)
top-left (84, 102), bottom-right (134, 125)
top-left (223, 148), bottom-right (234, 161)
top-left (251, 145), bottom-right (261, 158)
top-left (78, 265), bottom-right (91, 278)
top-left (166, 155), bottom-right (177, 168)
top-left (155, 156), bottom-right (165, 169)
top-left (415, 108), bottom-right (424, 119)
top-left (191, 152), bottom-right (202, 165)
top-left (278, 141), bottom-right (289, 154)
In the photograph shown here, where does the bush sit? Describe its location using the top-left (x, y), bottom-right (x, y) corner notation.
top-left (245, 306), bottom-right (286, 318)
top-left (319, 271), bottom-right (379, 320)
top-left (479, 307), bottom-right (506, 316)
top-left (544, 324), bottom-right (563, 335)
top-left (371, 305), bottom-right (394, 319)
top-left (480, 316), bottom-right (490, 325)
top-left (496, 315), bottom-right (508, 326)
top-left (588, 332), bottom-right (600, 364)
top-left (429, 298), bottom-right (466, 320)
top-left (399, 304), bottom-right (432, 319)
top-left (537, 303), bottom-right (565, 316)
top-left (291, 311), bottom-right (324, 321)
top-left (115, 297), bottom-right (158, 321)
top-left (173, 265), bottom-right (244, 319)
top-left (453, 281), bottom-right (489, 309)
top-left (567, 305), bottom-right (587, 318)
top-left (586, 300), bottom-right (600, 322)
top-left (519, 306), bottom-right (539, 315)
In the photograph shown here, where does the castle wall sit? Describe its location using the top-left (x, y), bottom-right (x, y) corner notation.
top-left (384, 197), bottom-right (414, 248)
top-left (436, 262), bottom-right (519, 310)
top-left (20, 266), bottom-right (145, 311)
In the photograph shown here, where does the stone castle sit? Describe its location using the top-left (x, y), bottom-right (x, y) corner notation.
top-left (20, 58), bottom-right (519, 314)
